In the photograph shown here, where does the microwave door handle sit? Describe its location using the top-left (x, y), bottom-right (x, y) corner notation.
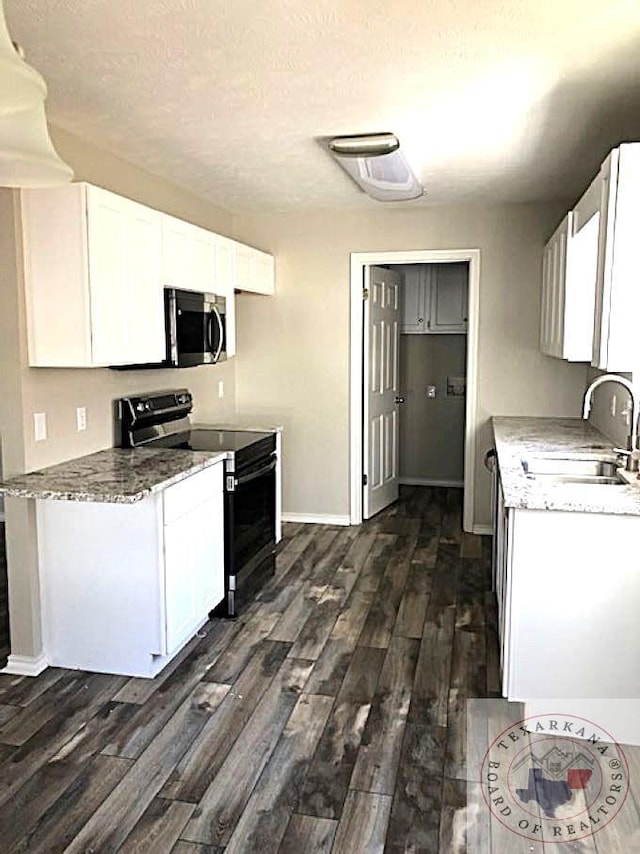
top-left (210, 306), bottom-right (224, 362)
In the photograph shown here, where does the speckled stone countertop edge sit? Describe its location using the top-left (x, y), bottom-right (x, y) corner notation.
top-left (0, 448), bottom-right (229, 504)
top-left (492, 416), bottom-right (640, 516)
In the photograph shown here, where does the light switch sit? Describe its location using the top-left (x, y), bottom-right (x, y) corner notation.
top-left (76, 406), bottom-right (87, 431)
top-left (427, 385), bottom-right (437, 399)
top-left (34, 412), bottom-right (47, 442)
top-left (218, 380), bottom-right (224, 399)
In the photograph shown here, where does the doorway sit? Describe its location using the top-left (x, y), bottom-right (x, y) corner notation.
top-left (349, 249), bottom-right (480, 532)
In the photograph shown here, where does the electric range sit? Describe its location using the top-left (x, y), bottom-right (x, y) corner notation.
top-left (117, 389), bottom-right (277, 617)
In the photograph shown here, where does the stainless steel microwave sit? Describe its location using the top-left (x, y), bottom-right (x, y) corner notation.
top-left (165, 288), bottom-right (227, 368)
top-left (111, 287), bottom-right (226, 370)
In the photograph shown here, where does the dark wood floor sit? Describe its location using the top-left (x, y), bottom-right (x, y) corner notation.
top-left (0, 487), bottom-right (498, 852)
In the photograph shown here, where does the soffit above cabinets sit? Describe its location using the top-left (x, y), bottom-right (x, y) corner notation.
top-left (5, 0), bottom-right (640, 213)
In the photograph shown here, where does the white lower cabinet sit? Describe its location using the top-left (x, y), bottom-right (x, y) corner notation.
top-left (493, 480), bottom-right (640, 701)
top-left (38, 462), bottom-right (224, 678)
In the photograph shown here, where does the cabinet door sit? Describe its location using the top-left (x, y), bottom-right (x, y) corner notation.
top-left (161, 214), bottom-right (216, 294)
top-left (235, 242), bottom-right (275, 295)
top-left (163, 464), bottom-right (224, 655)
top-left (564, 207), bottom-right (598, 362)
top-left (190, 224), bottom-right (216, 293)
top-left (161, 214), bottom-right (192, 290)
top-left (399, 266), bottom-right (426, 333)
top-left (592, 150), bottom-right (619, 369)
top-left (215, 235), bottom-right (236, 357)
top-left (21, 184), bottom-right (94, 367)
top-left (599, 144), bottom-right (640, 372)
top-left (87, 186), bottom-right (164, 365)
top-left (428, 263), bottom-right (468, 333)
top-left (540, 216), bottom-right (567, 358)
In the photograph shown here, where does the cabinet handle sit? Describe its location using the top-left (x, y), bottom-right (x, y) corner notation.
top-left (418, 317), bottom-right (424, 323)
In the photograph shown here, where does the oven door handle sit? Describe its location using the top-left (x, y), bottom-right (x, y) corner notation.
top-left (234, 457), bottom-right (277, 487)
top-left (208, 307), bottom-right (224, 363)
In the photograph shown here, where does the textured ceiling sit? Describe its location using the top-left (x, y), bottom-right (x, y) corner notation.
top-left (5, 0), bottom-right (640, 212)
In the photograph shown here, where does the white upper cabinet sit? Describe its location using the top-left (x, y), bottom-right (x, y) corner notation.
top-left (22, 183), bottom-right (165, 367)
top-left (234, 241), bottom-right (275, 295)
top-left (214, 234), bottom-right (236, 357)
top-left (540, 214), bottom-right (568, 358)
top-left (22, 183), bottom-right (274, 367)
top-left (538, 143), bottom-right (640, 368)
top-left (400, 263), bottom-right (468, 334)
top-left (160, 214), bottom-right (216, 294)
top-left (539, 205), bottom-right (598, 362)
top-left (591, 144), bottom-right (640, 372)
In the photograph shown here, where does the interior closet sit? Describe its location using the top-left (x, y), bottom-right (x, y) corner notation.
top-left (391, 262), bottom-right (469, 487)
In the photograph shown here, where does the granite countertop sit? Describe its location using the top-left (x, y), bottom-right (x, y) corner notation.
top-left (492, 416), bottom-right (640, 516)
top-left (0, 447), bottom-right (228, 504)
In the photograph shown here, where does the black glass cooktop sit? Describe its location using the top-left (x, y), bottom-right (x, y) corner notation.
top-left (151, 428), bottom-right (274, 453)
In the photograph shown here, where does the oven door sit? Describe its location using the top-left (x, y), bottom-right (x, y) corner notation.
top-left (167, 289), bottom-right (226, 367)
top-left (224, 454), bottom-right (276, 615)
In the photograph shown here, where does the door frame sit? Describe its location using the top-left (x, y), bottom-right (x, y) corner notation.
top-left (349, 248), bottom-right (481, 531)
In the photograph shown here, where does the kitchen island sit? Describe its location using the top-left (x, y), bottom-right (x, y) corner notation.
top-left (491, 416), bottom-right (640, 743)
top-left (0, 447), bottom-right (228, 678)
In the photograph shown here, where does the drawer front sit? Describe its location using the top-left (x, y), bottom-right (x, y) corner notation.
top-left (163, 462), bottom-right (223, 525)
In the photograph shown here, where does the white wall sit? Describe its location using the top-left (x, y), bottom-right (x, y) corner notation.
top-left (232, 203), bottom-right (589, 529)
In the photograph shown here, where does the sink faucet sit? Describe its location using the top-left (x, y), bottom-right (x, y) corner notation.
top-left (582, 374), bottom-right (639, 469)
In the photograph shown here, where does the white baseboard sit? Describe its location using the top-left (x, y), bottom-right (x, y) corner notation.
top-left (282, 512), bottom-right (351, 526)
top-left (399, 477), bottom-right (464, 488)
top-left (472, 524), bottom-right (493, 536)
top-left (2, 652), bottom-right (48, 677)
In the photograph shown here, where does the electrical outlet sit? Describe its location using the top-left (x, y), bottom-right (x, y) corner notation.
top-left (611, 395), bottom-right (617, 418)
top-left (76, 406), bottom-right (87, 431)
top-left (34, 412), bottom-right (47, 442)
top-left (427, 385), bottom-right (437, 399)
top-left (218, 380), bottom-right (224, 399)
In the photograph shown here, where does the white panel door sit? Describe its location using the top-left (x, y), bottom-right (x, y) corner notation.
top-left (363, 266), bottom-right (401, 519)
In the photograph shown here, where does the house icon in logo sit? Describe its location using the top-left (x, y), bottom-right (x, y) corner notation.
top-left (512, 746), bottom-right (596, 817)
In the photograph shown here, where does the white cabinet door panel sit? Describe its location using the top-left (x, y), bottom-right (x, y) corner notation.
top-left (234, 242), bottom-right (275, 294)
top-left (429, 263), bottom-right (468, 333)
top-left (400, 266), bottom-right (426, 333)
top-left (87, 186), bottom-right (164, 365)
top-left (163, 463), bottom-right (224, 655)
top-left (214, 235), bottom-right (236, 357)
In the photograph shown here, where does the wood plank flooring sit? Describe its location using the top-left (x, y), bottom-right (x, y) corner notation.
top-left (1, 487), bottom-right (633, 852)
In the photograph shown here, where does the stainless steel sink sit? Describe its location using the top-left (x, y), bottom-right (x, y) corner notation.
top-left (521, 456), bottom-right (624, 485)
